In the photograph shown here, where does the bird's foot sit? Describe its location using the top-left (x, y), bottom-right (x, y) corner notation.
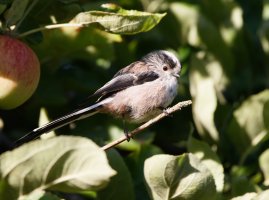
top-left (161, 107), bottom-right (173, 117)
top-left (124, 130), bottom-right (132, 142)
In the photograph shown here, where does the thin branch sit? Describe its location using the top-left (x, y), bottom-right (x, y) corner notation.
top-left (101, 100), bottom-right (192, 151)
top-left (18, 23), bottom-right (85, 38)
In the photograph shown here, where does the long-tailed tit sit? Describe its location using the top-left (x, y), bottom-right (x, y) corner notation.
top-left (15, 50), bottom-right (181, 146)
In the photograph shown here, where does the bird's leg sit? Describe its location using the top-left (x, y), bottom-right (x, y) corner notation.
top-left (123, 119), bottom-right (131, 142)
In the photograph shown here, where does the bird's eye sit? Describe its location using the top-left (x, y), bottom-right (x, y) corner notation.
top-left (163, 65), bottom-right (168, 71)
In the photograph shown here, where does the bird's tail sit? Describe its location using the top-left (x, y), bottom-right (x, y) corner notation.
top-left (14, 99), bottom-right (110, 147)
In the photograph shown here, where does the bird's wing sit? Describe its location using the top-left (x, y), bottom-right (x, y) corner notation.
top-left (91, 69), bottom-right (159, 99)
top-left (91, 73), bottom-right (137, 98)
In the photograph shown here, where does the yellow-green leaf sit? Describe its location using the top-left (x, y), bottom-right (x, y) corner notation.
top-left (0, 136), bottom-right (116, 199)
top-left (70, 10), bottom-right (166, 35)
top-left (188, 136), bottom-right (224, 192)
top-left (144, 153), bottom-right (216, 200)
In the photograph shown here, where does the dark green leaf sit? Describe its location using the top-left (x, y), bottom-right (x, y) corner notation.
top-left (230, 166), bottom-right (256, 197)
top-left (126, 144), bottom-right (163, 200)
top-left (0, 0), bottom-right (11, 5)
top-left (57, 0), bottom-right (78, 4)
top-left (97, 149), bottom-right (135, 200)
top-left (33, 27), bottom-right (117, 66)
top-left (5, 0), bottom-right (30, 26)
top-left (0, 4), bottom-right (6, 15)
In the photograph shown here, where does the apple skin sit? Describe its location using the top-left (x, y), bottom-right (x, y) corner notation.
top-left (0, 35), bottom-right (40, 109)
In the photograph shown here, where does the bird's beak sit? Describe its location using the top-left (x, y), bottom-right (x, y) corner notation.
top-left (173, 73), bottom-right (180, 78)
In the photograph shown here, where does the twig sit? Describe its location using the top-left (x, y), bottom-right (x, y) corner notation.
top-left (101, 100), bottom-right (192, 151)
top-left (18, 23), bottom-right (85, 38)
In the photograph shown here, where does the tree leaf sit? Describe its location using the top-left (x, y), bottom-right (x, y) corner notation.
top-left (259, 149), bottom-right (269, 186)
top-left (125, 144), bottom-right (163, 200)
top-left (231, 190), bottom-right (269, 200)
top-left (230, 166), bottom-right (256, 197)
top-left (231, 192), bottom-right (257, 200)
top-left (259, 20), bottom-right (269, 56)
top-left (0, 136), bottom-right (116, 199)
top-left (170, 2), bottom-right (234, 73)
top-left (39, 108), bottom-right (56, 140)
top-left (187, 136), bottom-right (224, 192)
top-left (34, 27), bottom-right (116, 67)
top-left (227, 89), bottom-right (269, 156)
top-left (97, 149), bottom-right (135, 200)
top-left (20, 190), bottom-right (61, 200)
top-left (234, 90), bottom-right (269, 141)
top-left (70, 10), bottom-right (166, 35)
top-left (257, 189), bottom-right (269, 200)
top-left (144, 153), bottom-right (216, 200)
top-left (189, 52), bottom-right (219, 142)
top-left (4, 0), bottom-right (30, 26)
top-left (0, 0), bottom-right (11, 4)
top-left (0, 4), bottom-right (6, 15)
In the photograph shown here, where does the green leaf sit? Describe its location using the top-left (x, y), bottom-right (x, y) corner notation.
top-left (257, 190), bottom-right (269, 199)
top-left (170, 2), bottom-right (234, 73)
top-left (38, 108), bottom-right (56, 140)
top-left (0, 136), bottom-right (116, 199)
top-left (0, 4), bottom-right (6, 15)
top-left (4, 0), bottom-right (30, 26)
top-left (227, 89), bottom-right (269, 156)
top-left (260, 27), bottom-right (269, 55)
top-left (97, 149), bottom-right (135, 200)
top-left (259, 149), bottom-right (269, 186)
top-left (57, 0), bottom-right (78, 4)
top-left (107, 125), bottom-right (141, 151)
top-left (71, 10), bottom-right (166, 35)
top-left (101, 3), bottom-right (122, 12)
top-left (144, 153), bottom-right (216, 200)
top-left (187, 136), bottom-right (224, 192)
top-left (0, 0), bottom-right (11, 4)
top-left (20, 190), bottom-right (61, 200)
top-left (34, 27), bottom-right (117, 67)
top-left (189, 52), bottom-right (220, 142)
top-left (234, 89), bottom-right (269, 141)
top-left (231, 190), bottom-right (269, 200)
top-left (126, 144), bottom-right (163, 200)
top-left (231, 192), bottom-right (257, 200)
top-left (230, 166), bottom-right (256, 197)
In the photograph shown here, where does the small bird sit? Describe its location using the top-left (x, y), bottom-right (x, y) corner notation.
top-left (15, 50), bottom-right (181, 146)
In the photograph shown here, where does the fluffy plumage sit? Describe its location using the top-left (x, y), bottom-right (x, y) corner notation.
top-left (15, 50), bottom-right (181, 146)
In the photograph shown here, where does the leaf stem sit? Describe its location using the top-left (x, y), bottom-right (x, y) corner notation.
top-left (18, 23), bottom-right (85, 38)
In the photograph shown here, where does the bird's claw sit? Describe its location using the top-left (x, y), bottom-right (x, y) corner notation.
top-left (124, 131), bottom-right (132, 142)
top-left (163, 108), bottom-right (173, 117)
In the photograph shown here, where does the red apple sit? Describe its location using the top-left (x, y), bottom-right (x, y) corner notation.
top-left (0, 35), bottom-right (40, 109)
